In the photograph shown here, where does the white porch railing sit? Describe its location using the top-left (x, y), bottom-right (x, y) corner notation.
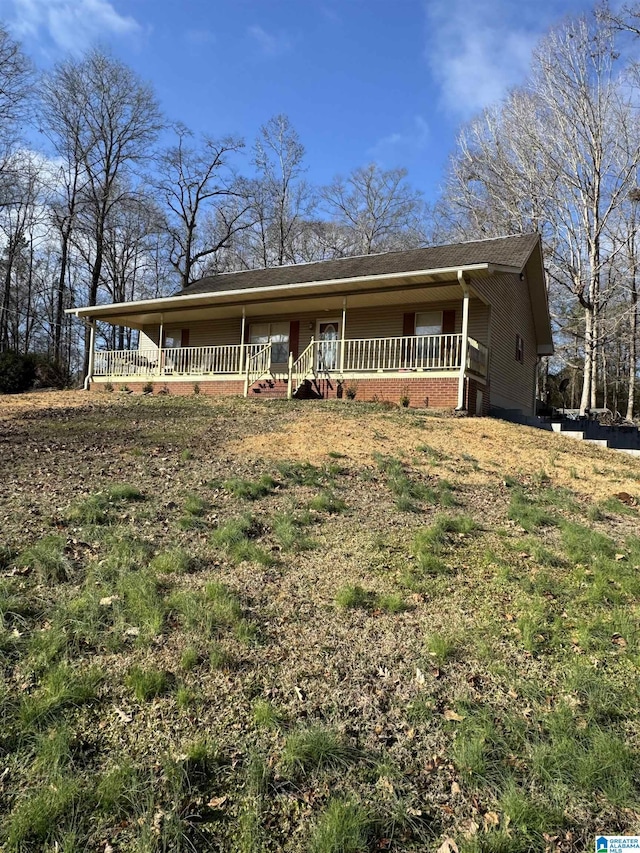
top-left (92, 334), bottom-right (488, 385)
top-left (291, 338), bottom-right (316, 393)
top-left (93, 344), bottom-right (263, 378)
top-left (343, 334), bottom-right (463, 372)
top-left (244, 342), bottom-right (272, 395)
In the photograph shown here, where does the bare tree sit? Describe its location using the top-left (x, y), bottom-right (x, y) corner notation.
top-left (321, 163), bottom-right (426, 256)
top-left (156, 124), bottom-right (249, 289)
top-left (438, 14), bottom-right (640, 414)
top-left (249, 114), bottom-right (315, 267)
top-left (0, 24), bottom-right (31, 190)
top-left (40, 48), bottom-right (162, 373)
top-left (0, 152), bottom-right (44, 349)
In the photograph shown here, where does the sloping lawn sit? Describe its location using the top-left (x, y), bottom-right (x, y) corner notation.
top-left (1, 393), bottom-right (639, 852)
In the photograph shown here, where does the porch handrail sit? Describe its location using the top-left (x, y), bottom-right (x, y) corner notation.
top-left (290, 338), bottom-right (316, 393)
top-left (466, 337), bottom-right (488, 378)
top-left (342, 334), bottom-right (463, 372)
top-left (244, 342), bottom-right (272, 396)
top-left (93, 344), bottom-right (264, 378)
top-left (93, 347), bottom-right (160, 377)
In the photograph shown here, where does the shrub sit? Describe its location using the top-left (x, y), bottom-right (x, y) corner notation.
top-left (33, 355), bottom-right (71, 389)
top-left (345, 383), bottom-right (358, 400)
top-left (0, 351), bottom-right (36, 394)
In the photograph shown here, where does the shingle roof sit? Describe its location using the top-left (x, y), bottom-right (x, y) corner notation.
top-left (178, 233), bottom-right (541, 296)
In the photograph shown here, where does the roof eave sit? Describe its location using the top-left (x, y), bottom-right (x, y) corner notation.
top-left (66, 262), bottom-right (510, 321)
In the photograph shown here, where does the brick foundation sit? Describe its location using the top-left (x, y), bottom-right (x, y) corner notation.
top-left (307, 376), bottom-right (460, 409)
top-left (90, 374), bottom-right (488, 414)
top-left (91, 380), bottom-right (246, 397)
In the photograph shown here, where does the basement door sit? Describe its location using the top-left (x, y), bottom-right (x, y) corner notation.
top-left (316, 319), bottom-right (341, 371)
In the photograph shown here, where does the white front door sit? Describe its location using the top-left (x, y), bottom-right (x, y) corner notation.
top-left (316, 319), bottom-right (341, 371)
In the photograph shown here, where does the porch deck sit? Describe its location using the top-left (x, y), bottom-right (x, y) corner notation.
top-left (92, 333), bottom-right (488, 396)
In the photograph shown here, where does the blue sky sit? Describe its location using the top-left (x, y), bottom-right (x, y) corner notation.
top-left (1, 0), bottom-right (598, 203)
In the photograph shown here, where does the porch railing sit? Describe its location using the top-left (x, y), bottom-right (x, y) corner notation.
top-left (92, 334), bottom-right (488, 383)
top-left (291, 338), bottom-right (316, 393)
top-left (244, 342), bottom-right (272, 395)
top-left (343, 334), bottom-right (463, 372)
top-left (93, 344), bottom-right (263, 378)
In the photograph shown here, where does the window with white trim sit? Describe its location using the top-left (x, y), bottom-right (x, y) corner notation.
top-left (250, 322), bottom-right (290, 363)
top-left (415, 311), bottom-right (443, 336)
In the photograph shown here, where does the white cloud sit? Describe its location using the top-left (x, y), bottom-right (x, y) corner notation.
top-left (2, 0), bottom-right (141, 53)
top-left (368, 115), bottom-right (430, 164)
top-left (424, 0), bottom-right (583, 117)
top-left (247, 24), bottom-right (291, 57)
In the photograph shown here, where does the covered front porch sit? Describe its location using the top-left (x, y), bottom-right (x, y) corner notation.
top-left (74, 263), bottom-right (493, 409)
top-left (91, 332), bottom-right (488, 393)
top-left (91, 326), bottom-right (488, 408)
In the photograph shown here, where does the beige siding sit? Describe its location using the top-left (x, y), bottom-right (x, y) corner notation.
top-left (138, 330), bottom-right (158, 349)
top-left (169, 318), bottom-right (241, 347)
top-left (141, 299), bottom-right (490, 364)
top-left (472, 272), bottom-right (537, 415)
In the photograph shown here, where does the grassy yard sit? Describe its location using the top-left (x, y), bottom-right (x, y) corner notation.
top-left (1, 392), bottom-right (639, 852)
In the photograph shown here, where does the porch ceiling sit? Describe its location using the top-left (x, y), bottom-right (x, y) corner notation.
top-left (78, 282), bottom-right (467, 329)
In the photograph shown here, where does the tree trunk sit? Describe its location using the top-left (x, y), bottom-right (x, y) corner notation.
top-left (579, 305), bottom-right (594, 414)
top-left (627, 282), bottom-right (638, 420)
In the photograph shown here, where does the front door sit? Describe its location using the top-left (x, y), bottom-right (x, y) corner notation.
top-left (316, 319), bottom-right (341, 371)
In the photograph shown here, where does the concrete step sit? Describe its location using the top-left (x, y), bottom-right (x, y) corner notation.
top-left (585, 439), bottom-right (609, 448)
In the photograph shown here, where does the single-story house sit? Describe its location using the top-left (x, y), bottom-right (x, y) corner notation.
top-left (68, 233), bottom-right (553, 416)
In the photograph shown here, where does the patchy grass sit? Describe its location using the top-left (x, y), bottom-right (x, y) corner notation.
top-left (211, 515), bottom-right (274, 566)
top-left (309, 798), bottom-right (373, 853)
top-left (66, 484), bottom-right (144, 525)
top-left (2, 394), bottom-right (640, 851)
top-left (17, 535), bottom-right (70, 583)
top-left (223, 474), bottom-right (277, 500)
top-left (282, 727), bottom-right (361, 774)
top-left (126, 665), bottom-right (171, 702)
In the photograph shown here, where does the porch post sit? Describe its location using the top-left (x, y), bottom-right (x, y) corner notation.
top-left (157, 315), bottom-right (164, 377)
top-left (457, 271), bottom-right (470, 411)
top-left (287, 351), bottom-right (293, 399)
top-left (83, 320), bottom-right (96, 390)
top-left (340, 298), bottom-right (346, 375)
top-left (239, 308), bottom-right (246, 376)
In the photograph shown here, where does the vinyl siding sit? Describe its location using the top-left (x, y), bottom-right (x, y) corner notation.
top-left (139, 299), bottom-right (490, 364)
top-left (471, 272), bottom-right (537, 415)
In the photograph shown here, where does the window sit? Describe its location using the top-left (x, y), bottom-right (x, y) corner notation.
top-left (250, 322), bottom-right (290, 363)
top-left (515, 334), bottom-right (524, 363)
top-left (415, 311), bottom-right (443, 337)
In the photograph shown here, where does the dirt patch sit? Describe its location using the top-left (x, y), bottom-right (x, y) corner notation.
top-left (0, 389), bottom-right (102, 420)
top-left (229, 402), bottom-right (640, 503)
